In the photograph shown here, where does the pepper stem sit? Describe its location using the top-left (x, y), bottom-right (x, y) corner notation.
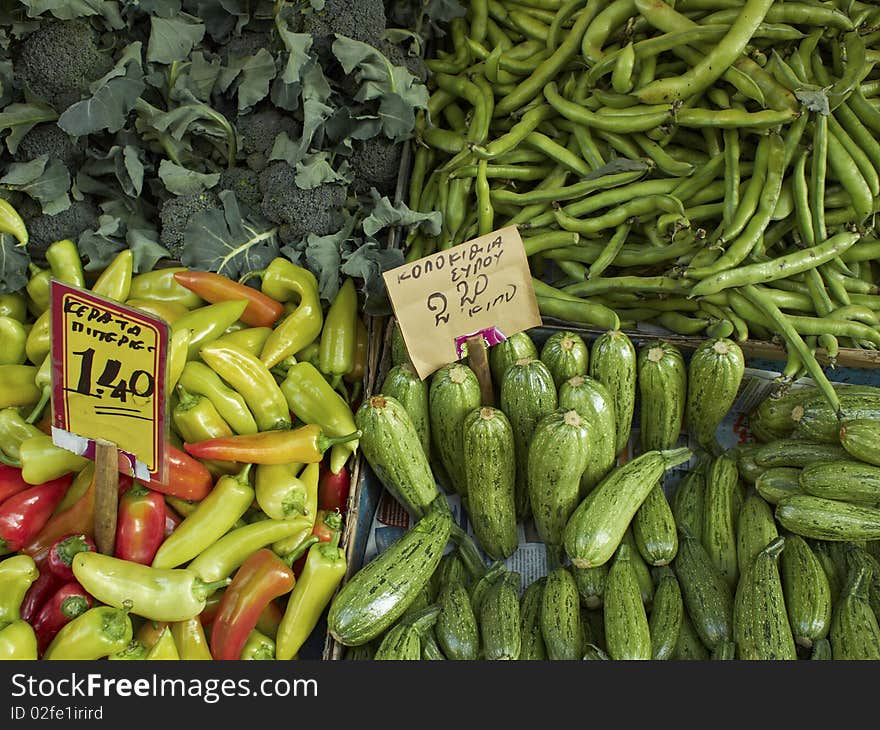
top-left (281, 536), bottom-right (319, 567)
top-left (25, 386), bottom-right (51, 425)
top-left (193, 577), bottom-right (232, 602)
top-left (238, 269), bottom-right (266, 287)
top-left (0, 451), bottom-right (21, 468)
top-left (316, 430), bottom-right (361, 454)
top-left (236, 463), bottom-right (253, 483)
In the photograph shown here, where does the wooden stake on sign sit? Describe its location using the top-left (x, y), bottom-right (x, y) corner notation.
top-left (93, 439), bottom-right (120, 555)
top-left (466, 335), bottom-right (494, 407)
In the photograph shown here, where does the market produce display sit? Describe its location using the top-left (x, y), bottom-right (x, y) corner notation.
top-left (334, 326), bottom-right (880, 660)
top-left (406, 0), bottom-right (880, 376)
top-left (0, 252), bottom-right (365, 660)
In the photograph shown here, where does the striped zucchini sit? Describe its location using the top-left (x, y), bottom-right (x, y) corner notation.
top-left (779, 534), bottom-right (832, 649)
top-left (355, 395), bottom-right (439, 519)
top-left (501, 357), bottom-right (558, 521)
top-left (582, 608), bottom-right (606, 652)
top-left (490, 331), bottom-right (539, 385)
top-left (673, 530), bottom-right (734, 651)
top-left (748, 385), bottom-right (843, 441)
top-left (622, 527), bottom-right (655, 607)
top-left (685, 337), bottom-right (745, 453)
top-left (633, 484), bottom-right (678, 567)
top-left (380, 363), bottom-right (431, 459)
top-left (604, 543), bottom-right (652, 660)
top-left (373, 623), bottom-right (421, 660)
top-left (344, 643), bottom-right (375, 660)
top-left (582, 643), bottom-right (611, 660)
top-left (701, 454), bottom-right (743, 591)
top-left (390, 321), bottom-right (410, 366)
top-left (672, 610), bottom-right (710, 660)
top-left (791, 388), bottom-right (880, 443)
top-left (671, 467), bottom-right (706, 538)
top-left (480, 571), bottom-right (522, 660)
top-left (519, 577), bottom-right (547, 661)
top-left (840, 419), bottom-right (880, 467)
top-left (540, 331), bottom-right (589, 388)
top-left (845, 547), bottom-right (880, 625)
top-left (470, 562), bottom-right (507, 616)
top-left (810, 638), bottom-right (832, 660)
top-left (429, 363), bottom-right (481, 497)
top-left (776, 495), bottom-right (880, 541)
top-left (572, 564), bottom-right (607, 609)
top-left (754, 440), bottom-right (849, 469)
top-left (579, 608), bottom-right (595, 648)
top-left (528, 409), bottom-right (591, 562)
top-left (637, 341), bottom-right (686, 452)
top-left (810, 540), bottom-right (843, 607)
top-left (755, 467), bottom-right (804, 505)
top-left (830, 563), bottom-right (880, 660)
top-left (541, 567), bottom-right (583, 661)
top-left (462, 407), bottom-right (518, 560)
top-left (712, 641), bottom-right (736, 660)
top-left (565, 447), bottom-right (692, 569)
top-left (736, 494), bottom-right (778, 578)
top-left (558, 375), bottom-right (617, 495)
top-left (732, 443), bottom-right (764, 485)
top-left (733, 537), bottom-right (797, 660)
top-left (589, 330), bottom-right (637, 456)
top-left (421, 630), bottom-right (446, 660)
top-left (434, 551), bottom-right (468, 594)
top-left (648, 567), bottom-right (683, 661)
top-left (435, 582), bottom-right (480, 661)
top-left (328, 502), bottom-right (452, 646)
top-left (800, 460), bottom-right (880, 504)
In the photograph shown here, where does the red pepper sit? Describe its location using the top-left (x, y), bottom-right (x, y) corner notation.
top-left (0, 464), bottom-right (29, 506)
top-left (292, 510), bottom-right (343, 577)
top-left (47, 533), bottom-right (96, 581)
top-left (184, 424), bottom-right (357, 465)
top-left (164, 502), bottom-right (182, 539)
top-left (32, 582), bottom-right (93, 656)
top-left (20, 569), bottom-right (62, 624)
top-left (209, 548), bottom-right (295, 660)
top-left (148, 444), bottom-right (214, 501)
top-left (21, 477), bottom-right (94, 569)
top-left (173, 271), bottom-right (285, 329)
top-left (115, 483), bottom-right (166, 566)
top-left (0, 475), bottom-right (71, 554)
top-left (318, 463), bottom-right (350, 515)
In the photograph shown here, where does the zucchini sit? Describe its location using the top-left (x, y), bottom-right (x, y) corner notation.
top-left (480, 571), bottom-right (522, 660)
top-left (380, 363), bottom-right (431, 460)
top-left (470, 562), bottom-right (507, 616)
top-left (489, 331), bottom-right (538, 386)
top-left (540, 330), bottom-right (589, 388)
top-left (429, 363), bottom-right (481, 497)
top-left (528, 409), bottom-right (591, 564)
top-left (800, 460), bottom-right (880, 504)
top-left (810, 637), bottom-right (832, 660)
top-left (622, 527), bottom-right (655, 607)
top-left (753, 440), bottom-right (849, 469)
top-left (390, 321), bottom-right (410, 366)
top-left (355, 394), bottom-right (440, 519)
top-left (501, 357), bottom-right (558, 521)
top-left (435, 581), bottom-right (480, 661)
top-left (776, 495), bottom-right (880, 541)
top-left (541, 567), bottom-right (583, 660)
top-left (672, 610), bottom-right (710, 660)
top-left (748, 385), bottom-right (832, 442)
top-left (519, 577), bottom-right (547, 660)
top-left (648, 567), bottom-right (683, 661)
top-left (755, 467), bottom-right (804, 505)
top-left (589, 330), bottom-right (637, 456)
top-left (374, 606), bottom-right (440, 660)
top-left (572, 564), bottom-right (607, 609)
top-left (736, 494), bottom-right (779, 578)
top-left (685, 337), bottom-right (745, 453)
top-left (633, 484), bottom-right (678, 567)
top-left (462, 407), bottom-right (518, 560)
top-left (830, 562), bottom-right (880, 660)
top-left (671, 467), bottom-right (706, 538)
top-left (673, 529), bottom-right (734, 651)
top-left (328, 501), bottom-right (452, 646)
top-left (637, 341), bottom-right (686, 452)
top-left (344, 643), bottom-right (375, 660)
top-left (810, 540), bottom-right (843, 607)
top-left (840, 418), bottom-right (880, 467)
top-left (791, 387), bottom-right (880, 443)
top-left (421, 630), bottom-right (446, 660)
top-left (733, 537), bottom-right (797, 660)
top-left (711, 641), bottom-right (736, 660)
top-left (565, 447), bottom-right (692, 569)
top-left (582, 608), bottom-right (606, 652)
top-left (434, 550), bottom-right (468, 594)
top-left (582, 643), bottom-right (611, 660)
top-left (734, 443), bottom-right (766, 485)
top-left (558, 375), bottom-right (617, 495)
top-left (844, 546), bottom-right (880, 626)
top-left (603, 543), bottom-right (652, 660)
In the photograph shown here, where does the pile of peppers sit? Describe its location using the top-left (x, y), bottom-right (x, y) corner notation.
top-left (0, 244), bottom-right (365, 660)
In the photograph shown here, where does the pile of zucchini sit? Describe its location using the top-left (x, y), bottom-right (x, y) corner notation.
top-left (328, 325), bottom-right (880, 660)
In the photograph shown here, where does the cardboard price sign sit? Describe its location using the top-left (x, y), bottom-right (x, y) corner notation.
top-left (384, 226), bottom-right (541, 379)
top-left (50, 281), bottom-right (169, 483)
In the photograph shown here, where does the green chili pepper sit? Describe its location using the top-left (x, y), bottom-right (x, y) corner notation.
top-left (254, 462), bottom-right (308, 520)
top-left (318, 278), bottom-right (358, 387)
top-left (0, 198), bottom-right (28, 247)
top-left (170, 617), bottom-right (213, 660)
top-left (129, 267), bottom-right (204, 308)
top-left (172, 387), bottom-right (233, 443)
top-left (24, 309), bottom-right (49, 366)
top-left (126, 298), bottom-right (189, 325)
top-left (107, 640), bottom-right (150, 660)
top-left (240, 629), bottom-right (275, 660)
top-left (145, 626), bottom-right (180, 659)
top-left (25, 266), bottom-right (52, 316)
top-left (0, 554), bottom-right (38, 627)
top-left (0, 408), bottom-right (43, 463)
top-left (90, 249), bottom-right (133, 302)
top-left (0, 292), bottom-right (27, 322)
top-left (173, 299), bottom-right (249, 361)
top-left (0, 316), bottom-right (27, 366)
top-left (178, 360), bottom-right (257, 435)
top-left (214, 326), bottom-right (273, 356)
top-left (43, 605), bottom-right (133, 660)
top-left (19, 434), bottom-right (89, 484)
top-left (45, 238), bottom-right (85, 289)
top-left (23, 354), bottom-right (51, 424)
top-left (152, 464), bottom-right (255, 570)
top-left (271, 463), bottom-right (320, 557)
top-left (0, 620), bottom-right (37, 659)
top-left (0, 365), bottom-right (40, 411)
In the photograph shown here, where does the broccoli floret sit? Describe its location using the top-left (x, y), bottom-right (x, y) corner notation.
top-left (219, 31), bottom-right (274, 65)
top-left (14, 123), bottom-right (84, 171)
top-left (218, 166), bottom-right (262, 209)
top-left (22, 199), bottom-right (100, 262)
top-left (15, 20), bottom-right (113, 111)
top-left (377, 39), bottom-right (428, 84)
top-left (237, 108), bottom-right (302, 172)
top-left (302, 0), bottom-right (386, 53)
top-left (348, 135), bottom-right (402, 196)
top-left (258, 162), bottom-right (346, 238)
top-left (159, 191), bottom-right (221, 260)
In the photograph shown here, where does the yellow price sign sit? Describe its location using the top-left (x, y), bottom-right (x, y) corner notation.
top-left (50, 281), bottom-right (169, 482)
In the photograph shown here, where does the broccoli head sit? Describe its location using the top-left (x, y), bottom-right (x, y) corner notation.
top-left (219, 31), bottom-right (275, 65)
top-left (302, 0), bottom-right (386, 53)
top-left (159, 191), bottom-right (221, 260)
top-left (15, 20), bottom-right (113, 112)
top-left (14, 123), bottom-right (84, 171)
top-left (236, 108), bottom-right (302, 172)
top-left (258, 162), bottom-right (346, 239)
top-left (218, 166), bottom-right (262, 209)
top-left (348, 135), bottom-right (402, 197)
top-left (22, 199), bottom-right (100, 262)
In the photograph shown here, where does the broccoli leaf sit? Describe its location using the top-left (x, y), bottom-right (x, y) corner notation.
top-left (127, 228), bottom-right (172, 272)
top-left (78, 215), bottom-right (170, 272)
top-left (147, 15), bottom-right (207, 65)
top-left (340, 239), bottom-right (404, 315)
top-left (272, 21), bottom-right (312, 112)
top-left (795, 88), bottom-right (830, 116)
top-left (0, 155), bottom-right (71, 215)
top-left (236, 48), bottom-right (277, 112)
top-left (146, 96), bottom-right (237, 167)
top-left (180, 190), bottom-right (279, 280)
top-left (324, 106), bottom-right (382, 144)
top-left (0, 233), bottom-right (30, 294)
top-left (362, 190), bottom-right (442, 238)
top-left (19, 0), bottom-right (125, 28)
top-left (175, 51), bottom-right (222, 103)
top-left (304, 228), bottom-right (346, 303)
top-left (158, 160), bottom-right (220, 195)
top-left (0, 103), bottom-right (58, 154)
top-left (80, 145), bottom-right (144, 198)
top-left (295, 153), bottom-right (349, 190)
top-left (139, 0), bottom-right (182, 17)
top-left (189, 0), bottom-right (249, 42)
